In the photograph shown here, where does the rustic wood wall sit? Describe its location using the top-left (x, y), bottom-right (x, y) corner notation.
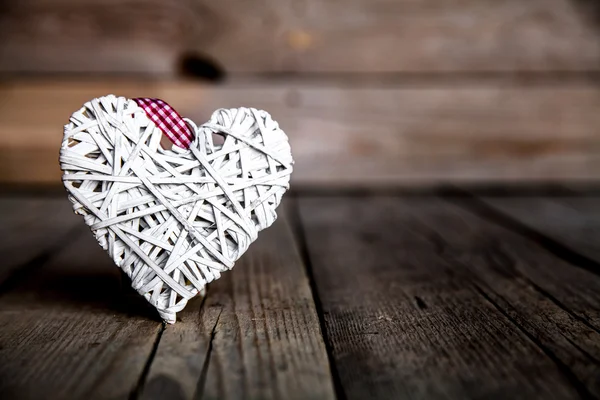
top-left (1, 0), bottom-right (599, 74)
top-left (0, 0), bottom-right (598, 186)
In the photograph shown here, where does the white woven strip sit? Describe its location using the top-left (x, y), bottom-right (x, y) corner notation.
top-left (59, 95), bottom-right (293, 323)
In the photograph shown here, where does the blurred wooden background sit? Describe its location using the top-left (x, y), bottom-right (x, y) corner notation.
top-left (0, 0), bottom-right (598, 186)
top-left (2, 3), bottom-right (600, 398)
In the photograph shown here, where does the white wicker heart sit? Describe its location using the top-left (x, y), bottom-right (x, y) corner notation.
top-left (59, 95), bottom-right (293, 323)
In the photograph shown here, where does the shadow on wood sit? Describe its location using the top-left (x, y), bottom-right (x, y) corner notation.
top-left (0, 225), bottom-right (162, 321)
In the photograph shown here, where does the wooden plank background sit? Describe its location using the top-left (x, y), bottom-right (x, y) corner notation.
top-left (0, 0), bottom-right (598, 185)
top-left (141, 203), bottom-right (335, 400)
top-left (0, 80), bottom-right (599, 186)
top-left (0, 199), bottom-right (162, 400)
top-left (0, 0), bottom-right (598, 74)
top-left (0, 197), bottom-right (337, 399)
top-left (297, 195), bottom-right (600, 398)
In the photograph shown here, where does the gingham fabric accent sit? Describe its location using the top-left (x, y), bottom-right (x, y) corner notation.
top-left (133, 98), bottom-right (193, 149)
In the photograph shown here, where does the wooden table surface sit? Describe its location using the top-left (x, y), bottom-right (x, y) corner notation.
top-left (1, 190), bottom-right (600, 400)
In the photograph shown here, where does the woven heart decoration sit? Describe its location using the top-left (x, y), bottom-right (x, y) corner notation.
top-left (59, 95), bottom-right (293, 323)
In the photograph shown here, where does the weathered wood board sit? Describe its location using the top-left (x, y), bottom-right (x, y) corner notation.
top-left (481, 196), bottom-right (600, 265)
top-left (0, 196), bottom-right (334, 400)
top-left (2, 193), bottom-right (600, 399)
top-left (1, 81), bottom-right (599, 185)
top-left (0, 0), bottom-right (598, 74)
top-left (140, 204), bottom-right (335, 400)
top-left (0, 223), bottom-right (162, 400)
top-left (297, 196), bottom-right (600, 399)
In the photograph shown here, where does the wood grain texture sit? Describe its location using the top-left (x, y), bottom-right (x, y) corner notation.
top-left (297, 196), bottom-right (600, 399)
top-left (0, 213), bottom-right (162, 400)
top-left (480, 196), bottom-right (600, 264)
top-left (427, 197), bottom-right (600, 396)
top-left (1, 80), bottom-right (600, 185)
top-left (141, 205), bottom-right (335, 400)
top-left (0, 0), bottom-right (598, 74)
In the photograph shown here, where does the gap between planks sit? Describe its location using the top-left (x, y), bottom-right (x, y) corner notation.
top-left (0, 215), bottom-right (163, 400)
top-left (136, 202), bottom-right (336, 400)
top-left (0, 197), bottom-right (335, 400)
top-left (297, 194), bottom-right (600, 399)
top-left (418, 194), bottom-right (600, 395)
top-left (447, 190), bottom-right (600, 279)
top-left (3, 193), bottom-right (600, 399)
top-left (289, 193), bottom-right (348, 400)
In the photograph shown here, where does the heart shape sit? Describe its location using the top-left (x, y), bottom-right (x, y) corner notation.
top-left (59, 95), bottom-right (293, 323)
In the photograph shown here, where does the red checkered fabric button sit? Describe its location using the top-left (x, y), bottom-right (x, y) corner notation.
top-left (133, 98), bottom-right (193, 149)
